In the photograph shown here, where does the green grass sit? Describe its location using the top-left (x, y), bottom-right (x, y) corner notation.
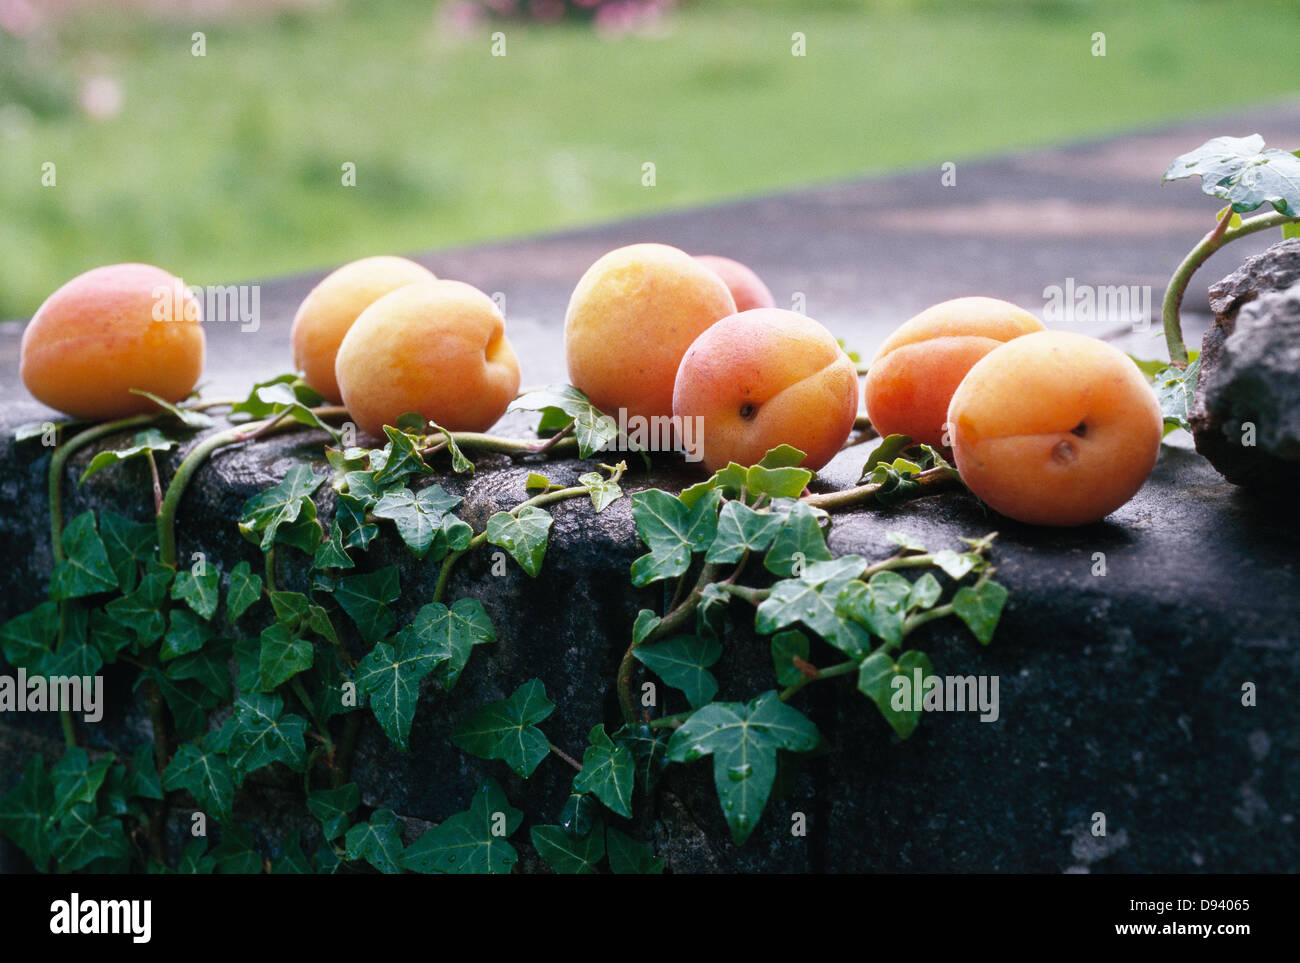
top-left (2, 0), bottom-right (1299, 317)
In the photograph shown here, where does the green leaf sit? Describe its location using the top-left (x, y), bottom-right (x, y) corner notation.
top-left (354, 627), bottom-right (443, 750)
top-left (52, 803), bottom-right (129, 871)
top-left (605, 826), bottom-right (664, 875)
top-left (426, 420), bottom-right (474, 474)
top-left (406, 598), bottom-right (497, 690)
top-left (272, 833), bottom-right (313, 874)
top-left (226, 561), bottom-right (263, 621)
top-left (756, 559), bottom-right (871, 657)
top-left (770, 630), bottom-right (811, 687)
top-left (335, 493), bottom-right (380, 550)
top-left (171, 563), bottom-right (221, 620)
top-left (1150, 358), bottom-right (1201, 434)
top-left (105, 561), bottom-right (172, 646)
top-left (230, 374), bottom-right (324, 419)
top-left (176, 837), bottom-right (216, 874)
top-left (632, 609), bottom-right (661, 644)
top-left (837, 570), bottom-right (912, 647)
top-left (211, 825), bottom-right (263, 874)
top-left (525, 471), bottom-right (556, 491)
top-left (486, 507), bottom-right (553, 577)
top-left (373, 485), bottom-right (463, 559)
top-left (633, 635), bottom-right (722, 708)
top-left (572, 724), bottom-right (635, 818)
top-left (274, 515), bottom-right (323, 554)
top-left (164, 644), bottom-right (232, 702)
top-left (931, 549), bottom-right (977, 581)
top-left (629, 488), bottom-right (721, 586)
top-left (238, 465), bottom-right (325, 551)
top-left (706, 500), bottom-right (783, 563)
top-left (144, 669), bottom-right (211, 740)
top-left (402, 779), bottom-right (522, 874)
top-left (578, 470), bottom-right (623, 513)
top-left (952, 580), bottom-right (1009, 645)
top-left (162, 741), bottom-right (236, 816)
top-left (530, 824), bottom-right (605, 874)
top-left (345, 809), bottom-right (405, 874)
top-left (125, 743), bottom-right (164, 802)
top-left (666, 691), bottom-right (820, 845)
top-left (160, 607), bottom-right (214, 662)
top-left (78, 428), bottom-right (175, 485)
top-left (0, 602), bottom-right (59, 671)
top-left (98, 511), bottom-right (155, 592)
top-left (129, 389), bottom-right (214, 428)
top-left (222, 693), bottom-right (309, 777)
top-left (757, 444), bottom-right (808, 469)
top-left (255, 622), bottom-right (313, 691)
top-left (50, 511), bottom-right (118, 600)
top-left (0, 756), bottom-right (53, 868)
top-left (763, 500), bottom-right (832, 577)
top-left (372, 425), bottom-right (434, 487)
top-left (857, 650), bottom-right (934, 739)
top-left (307, 783), bottom-right (360, 842)
top-left (1163, 134), bottom-right (1300, 216)
top-left (612, 724), bottom-right (668, 795)
top-left (509, 384), bottom-right (622, 458)
top-left (908, 572), bottom-right (943, 611)
top-left (331, 566), bottom-right (400, 643)
top-left (559, 793), bottom-right (600, 837)
top-left (450, 678), bottom-right (555, 777)
top-left (859, 433), bottom-right (915, 482)
top-left (312, 522), bottom-right (355, 570)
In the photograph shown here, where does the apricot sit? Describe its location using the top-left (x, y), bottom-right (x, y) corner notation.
top-left (672, 308), bottom-right (858, 473)
top-left (291, 256), bottom-right (436, 403)
top-left (565, 243), bottom-right (736, 422)
top-left (946, 331), bottom-right (1162, 527)
top-left (694, 254), bottom-right (776, 312)
top-left (864, 297), bottom-right (1045, 447)
top-left (20, 263), bottom-right (205, 421)
top-left (334, 279), bottom-right (520, 439)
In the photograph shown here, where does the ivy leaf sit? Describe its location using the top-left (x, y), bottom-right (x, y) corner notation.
top-left (450, 678), bottom-right (555, 777)
top-left (908, 572), bottom-right (943, 611)
top-left (52, 803), bottom-right (129, 871)
top-left (770, 630), bottom-right (811, 687)
top-left (559, 793), bottom-right (600, 837)
top-left (372, 425), bottom-right (434, 487)
top-left (50, 511), bottom-right (118, 600)
top-left (336, 493), bottom-right (380, 550)
top-left (633, 635), bottom-right (722, 708)
top-left (176, 837), bottom-right (216, 874)
top-left (222, 693), bottom-right (309, 777)
top-left (572, 724), bottom-right (635, 818)
top-left (530, 824), bottom-right (605, 875)
top-left (509, 384), bottom-right (622, 458)
top-left (706, 500), bottom-right (784, 563)
top-left (354, 626), bottom-right (443, 751)
top-left (667, 691), bottom-right (820, 845)
top-left (426, 420), bottom-right (474, 474)
top-left (756, 558), bottom-right (870, 657)
top-left (629, 488), bottom-right (721, 586)
top-left (578, 470), bottom-right (623, 513)
top-left (129, 389), bottom-right (214, 429)
top-left (858, 433), bottom-right (915, 483)
top-left (857, 650), bottom-right (934, 739)
top-left (99, 511), bottom-right (155, 592)
top-left (78, 429), bottom-right (175, 485)
top-left (1150, 358), bottom-right (1201, 435)
top-left (144, 669), bottom-right (211, 740)
top-left (256, 622), bottom-right (314, 692)
top-left (125, 743), bottom-right (164, 802)
top-left (272, 833), bottom-right (313, 874)
top-left (402, 779), bottom-right (522, 875)
top-left (105, 561), bottom-right (173, 646)
top-left (231, 379), bottom-right (337, 438)
top-left (0, 756), bottom-right (53, 869)
top-left (160, 608), bottom-right (214, 662)
top-left (211, 825), bottom-right (263, 874)
top-left (226, 561), bottom-right (263, 621)
top-left (50, 747), bottom-right (114, 826)
top-left (1163, 134), bottom-right (1300, 216)
top-left (0, 601), bottom-right (59, 671)
top-left (307, 783), bottom-right (360, 842)
top-left (345, 808), bottom-right (405, 874)
top-left (238, 465), bottom-right (325, 550)
top-left (312, 522), bottom-right (355, 570)
top-left (162, 740), bottom-right (236, 817)
top-left (406, 598), bottom-right (497, 690)
top-left (486, 507), bottom-right (553, 577)
top-left (763, 500), bottom-right (832, 577)
top-left (605, 826), bottom-right (664, 875)
top-left (612, 725), bottom-right (668, 795)
top-left (525, 471), bottom-right (556, 491)
top-left (331, 567), bottom-right (400, 643)
top-left (164, 644), bottom-right (233, 702)
top-left (931, 549), bottom-right (977, 581)
top-left (952, 580), bottom-right (1009, 645)
top-left (837, 570), bottom-right (912, 647)
top-left (373, 485), bottom-right (463, 559)
top-left (171, 564), bottom-right (221, 620)
top-left (274, 515), bottom-right (323, 555)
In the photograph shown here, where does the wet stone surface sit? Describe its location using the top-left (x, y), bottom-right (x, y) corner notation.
top-left (2, 107), bottom-right (1299, 872)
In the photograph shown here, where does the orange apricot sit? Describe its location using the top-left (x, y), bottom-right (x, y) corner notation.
top-left (693, 254), bottom-right (776, 313)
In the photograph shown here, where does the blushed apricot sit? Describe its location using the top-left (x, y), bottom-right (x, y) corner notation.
top-left (565, 243), bottom-right (736, 422)
top-left (673, 308), bottom-right (859, 473)
top-left (864, 297), bottom-right (1045, 447)
top-left (291, 255), bottom-right (436, 403)
top-left (334, 279), bottom-right (520, 439)
top-left (946, 331), bottom-right (1162, 526)
top-left (694, 254), bottom-right (776, 312)
top-left (20, 263), bottom-right (205, 421)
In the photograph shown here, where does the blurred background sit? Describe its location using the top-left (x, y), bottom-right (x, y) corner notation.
top-left (2, 0), bottom-right (1298, 319)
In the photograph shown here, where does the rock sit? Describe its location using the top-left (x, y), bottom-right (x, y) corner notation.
top-left (1193, 240), bottom-right (1300, 487)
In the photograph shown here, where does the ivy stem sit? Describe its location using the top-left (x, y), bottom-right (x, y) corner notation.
top-left (144, 449), bottom-right (163, 515)
top-left (447, 431), bottom-right (580, 457)
top-left (778, 659), bottom-right (858, 702)
top-left (549, 743), bottom-right (583, 772)
top-left (264, 545), bottom-right (278, 593)
top-left (801, 466), bottom-right (956, 511)
top-left (712, 582), bottom-right (770, 606)
top-left (1161, 207), bottom-right (1298, 366)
